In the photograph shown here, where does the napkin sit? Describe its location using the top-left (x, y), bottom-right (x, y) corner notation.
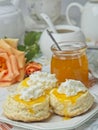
top-left (0, 122), bottom-right (13, 130)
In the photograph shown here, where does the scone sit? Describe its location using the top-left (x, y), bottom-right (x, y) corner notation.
top-left (3, 71), bottom-right (57, 122)
top-left (50, 79), bottom-right (94, 117)
top-left (3, 94), bottom-right (50, 122)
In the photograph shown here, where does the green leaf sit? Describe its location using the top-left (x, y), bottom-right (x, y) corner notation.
top-left (32, 43), bottom-right (40, 53)
top-left (35, 32), bottom-right (42, 41)
top-left (17, 45), bottom-right (26, 51)
top-left (25, 50), bottom-right (35, 62)
top-left (18, 31), bottom-right (42, 62)
top-left (24, 31), bottom-right (42, 46)
top-left (4, 36), bottom-right (7, 39)
top-left (24, 32), bottom-right (36, 46)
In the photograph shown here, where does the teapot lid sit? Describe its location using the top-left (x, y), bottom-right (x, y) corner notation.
top-left (0, 0), bottom-right (17, 15)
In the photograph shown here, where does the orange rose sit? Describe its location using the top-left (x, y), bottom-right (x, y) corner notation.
top-left (25, 61), bottom-right (42, 77)
top-left (0, 39), bottom-right (25, 87)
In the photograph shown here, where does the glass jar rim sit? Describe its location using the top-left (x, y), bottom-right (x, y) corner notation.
top-left (51, 41), bottom-right (87, 56)
top-left (51, 41), bottom-right (87, 53)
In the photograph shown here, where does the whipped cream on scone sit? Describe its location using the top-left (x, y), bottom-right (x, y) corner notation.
top-left (58, 79), bottom-right (87, 97)
top-left (18, 71), bottom-right (57, 91)
top-left (19, 72), bottom-right (57, 101)
top-left (50, 79), bottom-right (94, 117)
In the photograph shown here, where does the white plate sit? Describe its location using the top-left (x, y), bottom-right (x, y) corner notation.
top-left (87, 42), bottom-right (98, 49)
top-left (0, 88), bottom-right (98, 130)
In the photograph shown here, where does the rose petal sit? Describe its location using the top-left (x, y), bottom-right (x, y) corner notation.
top-left (12, 48), bottom-right (25, 68)
top-left (16, 68), bottom-right (25, 81)
top-left (4, 38), bottom-right (18, 48)
top-left (0, 48), bottom-right (5, 53)
top-left (10, 55), bottom-right (20, 77)
top-left (0, 39), bottom-right (13, 55)
top-left (0, 70), bottom-right (8, 80)
top-left (0, 81), bottom-right (14, 87)
top-left (0, 53), bottom-right (14, 81)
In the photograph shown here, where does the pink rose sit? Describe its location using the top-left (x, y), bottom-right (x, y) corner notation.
top-left (0, 39), bottom-right (25, 87)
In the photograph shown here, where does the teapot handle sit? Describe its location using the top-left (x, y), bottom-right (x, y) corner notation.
top-left (66, 2), bottom-right (83, 25)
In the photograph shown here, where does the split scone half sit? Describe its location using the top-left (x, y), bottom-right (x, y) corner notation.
top-left (3, 71), bottom-right (57, 122)
top-left (3, 94), bottom-right (50, 122)
top-left (50, 79), bottom-right (94, 117)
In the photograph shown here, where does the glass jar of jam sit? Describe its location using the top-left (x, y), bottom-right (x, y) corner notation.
top-left (51, 41), bottom-right (89, 86)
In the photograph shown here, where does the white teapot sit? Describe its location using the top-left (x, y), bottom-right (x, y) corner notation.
top-left (66, 0), bottom-right (98, 42)
top-left (0, 0), bottom-right (38, 42)
top-left (0, 0), bottom-right (25, 42)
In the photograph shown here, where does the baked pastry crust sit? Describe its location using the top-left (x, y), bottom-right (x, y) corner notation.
top-left (3, 94), bottom-right (51, 122)
top-left (50, 88), bottom-right (94, 117)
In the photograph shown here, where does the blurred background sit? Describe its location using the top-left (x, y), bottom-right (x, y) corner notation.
top-left (26, 0), bottom-right (88, 30)
top-left (62, 0), bottom-right (87, 26)
top-left (1, 0), bottom-right (98, 44)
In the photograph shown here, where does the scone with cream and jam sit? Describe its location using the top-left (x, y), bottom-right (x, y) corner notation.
top-left (50, 79), bottom-right (94, 117)
top-left (3, 71), bottom-right (57, 122)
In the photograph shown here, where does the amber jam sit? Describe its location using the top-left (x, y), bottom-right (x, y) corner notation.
top-left (51, 42), bottom-right (89, 86)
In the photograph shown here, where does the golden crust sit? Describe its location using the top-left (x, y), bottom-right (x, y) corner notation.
top-left (50, 89), bottom-right (94, 117)
top-left (3, 95), bottom-right (51, 122)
